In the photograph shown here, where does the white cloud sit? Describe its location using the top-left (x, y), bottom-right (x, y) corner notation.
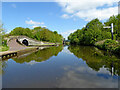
top-left (57, 0), bottom-right (119, 21)
top-left (3, 0), bottom-right (57, 2)
top-left (32, 25), bottom-right (39, 28)
top-left (6, 30), bottom-right (11, 34)
top-left (62, 48), bottom-right (73, 55)
top-left (25, 20), bottom-right (41, 25)
top-left (11, 4), bottom-right (16, 8)
top-left (26, 60), bottom-right (40, 65)
top-left (119, 1), bottom-right (120, 14)
top-left (75, 7), bottom-right (118, 21)
top-left (57, 65), bottom-right (118, 88)
top-left (25, 20), bottom-right (46, 28)
top-left (41, 22), bottom-right (44, 25)
top-left (41, 26), bottom-right (47, 28)
top-left (61, 30), bottom-right (76, 39)
top-left (61, 14), bottom-right (71, 19)
top-left (61, 30), bottom-right (76, 35)
top-left (32, 25), bottom-right (47, 28)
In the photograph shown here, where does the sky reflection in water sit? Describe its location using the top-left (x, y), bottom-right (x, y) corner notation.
top-left (2, 45), bottom-right (119, 88)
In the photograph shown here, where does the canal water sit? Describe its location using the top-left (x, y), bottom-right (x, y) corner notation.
top-left (2, 45), bottom-right (120, 88)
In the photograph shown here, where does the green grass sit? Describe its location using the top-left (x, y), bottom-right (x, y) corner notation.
top-left (0, 46), bottom-right (9, 52)
top-left (95, 39), bottom-right (120, 55)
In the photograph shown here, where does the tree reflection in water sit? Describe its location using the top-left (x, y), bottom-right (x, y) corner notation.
top-left (1, 45), bottom-right (63, 75)
top-left (12, 45), bottom-right (63, 64)
top-left (0, 60), bottom-right (7, 75)
top-left (68, 45), bottom-right (120, 76)
top-left (0, 61), bottom-right (1, 75)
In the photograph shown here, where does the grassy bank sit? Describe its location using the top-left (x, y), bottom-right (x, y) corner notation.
top-left (0, 46), bottom-right (9, 52)
top-left (95, 39), bottom-right (120, 55)
top-left (0, 40), bottom-right (9, 52)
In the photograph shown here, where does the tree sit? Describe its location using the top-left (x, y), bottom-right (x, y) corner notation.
top-left (0, 22), bottom-right (5, 45)
top-left (0, 22), bottom-right (5, 38)
top-left (68, 17), bottom-right (117, 45)
top-left (54, 31), bottom-right (58, 34)
top-left (104, 15), bottom-right (120, 40)
top-left (10, 26), bottom-right (63, 43)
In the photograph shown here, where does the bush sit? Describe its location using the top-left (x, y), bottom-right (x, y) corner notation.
top-left (0, 40), bottom-right (9, 51)
top-left (103, 39), bottom-right (118, 51)
top-left (95, 39), bottom-right (120, 55)
top-left (2, 40), bottom-right (8, 46)
top-left (114, 46), bottom-right (120, 55)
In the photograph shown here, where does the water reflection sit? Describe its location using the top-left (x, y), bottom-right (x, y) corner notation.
top-left (68, 45), bottom-right (120, 76)
top-left (2, 45), bottom-right (119, 88)
top-left (0, 60), bottom-right (7, 75)
top-left (12, 45), bottom-right (63, 64)
top-left (57, 65), bottom-right (118, 88)
top-left (2, 45), bottom-right (63, 75)
top-left (0, 60), bottom-right (2, 88)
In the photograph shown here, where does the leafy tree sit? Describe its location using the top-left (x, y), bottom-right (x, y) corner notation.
top-left (0, 22), bottom-right (3, 45)
top-left (104, 15), bottom-right (120, 40)
top-left (68, 18), bottom-right (104, 45)
top-left (68, 15), bottom-right (120, 45)
top-left (10, 27), bottom-right (32, 37)
top-left (54, 31), bottom-right (58, 34)
top-left (9, 26), bottom-right (63, 43)
top-left (0, 22), bottom-right (6, 45)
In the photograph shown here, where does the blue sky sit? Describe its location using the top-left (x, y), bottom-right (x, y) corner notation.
top-left (2, 1), bottom-right (118, 39)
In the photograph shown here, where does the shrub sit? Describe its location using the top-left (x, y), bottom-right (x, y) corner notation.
top-left (1, 40), bottom-right (9, 51)
top-left (95, 39), bottom-right (120, 55)
top-left (2, 40), bottom-right (8, 46)
top-left (114, 46), bottom-right (120, 55)
top-left (103, 39), bottom-right (118, 51)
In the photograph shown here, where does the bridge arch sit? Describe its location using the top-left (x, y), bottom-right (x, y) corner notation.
top-left (22, 39), bottom-right (29, 46)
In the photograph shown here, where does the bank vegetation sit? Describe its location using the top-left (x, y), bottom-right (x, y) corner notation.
top-left (8, 27), bottom-right (63, 43)
top-left (68, 14), bottom-right (120, 55)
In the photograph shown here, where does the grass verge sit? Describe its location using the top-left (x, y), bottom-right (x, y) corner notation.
top-left (95, 39), bottom-right (120, 55)
top-left (0, 46), bottom-right (9, 52)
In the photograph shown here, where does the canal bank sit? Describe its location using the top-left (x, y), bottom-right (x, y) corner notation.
top-left (0, 47), bottom-right (38, 60)
top-left (94, 39), bottom-right (120, 56)
top-left (0, 44), bottom-right (61, 60)
top-left (1, 35), bottom-right (62, 60)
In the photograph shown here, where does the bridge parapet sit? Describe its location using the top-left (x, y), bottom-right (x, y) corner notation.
top-left (7, 35), bottom-right (56, 46)
top-left (17, 36), bottom-right (44, 46)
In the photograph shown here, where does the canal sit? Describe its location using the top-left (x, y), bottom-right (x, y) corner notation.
top-left (2, 45), bottom-right (120, 88)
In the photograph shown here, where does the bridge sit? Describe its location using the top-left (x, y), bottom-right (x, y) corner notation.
top-left (0, 36), bottom-right (58, 60)
top-left (8, 36), bottom-right (55, 47)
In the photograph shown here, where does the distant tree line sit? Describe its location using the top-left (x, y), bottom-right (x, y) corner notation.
top-left (68, 14), bottom-right (120, 45)
top-left (9, 27), bottom-right (63, 43)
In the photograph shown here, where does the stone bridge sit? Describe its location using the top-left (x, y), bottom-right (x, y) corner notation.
top-left (0, 36), bottom-right (58, 60)
top-left (8, 36), bottom-right (55, 46)
top-left (17, 36), bottom-right (44, 46)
